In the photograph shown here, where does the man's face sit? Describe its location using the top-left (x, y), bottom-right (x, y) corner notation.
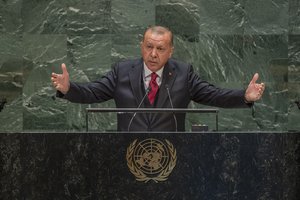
top-left (141, 30), bottom-right (173, 72)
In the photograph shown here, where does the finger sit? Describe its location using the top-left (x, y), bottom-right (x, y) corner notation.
top-left (51, 77), bottom-right (58, 86)
top-left (51, 73), bottom-right (58, 78)
top-left (258, 83), bottom-right (265, 92)
top-left (61, 63), bottom-right (68, 75)
top-left (250, 73), bottom-right (259, 84)
top-left (52, 81), bottom-right (57, 88)
top-left (54, 81), bottom-right (61, 89)
top-left (258, 84), bottom-right (265, 96)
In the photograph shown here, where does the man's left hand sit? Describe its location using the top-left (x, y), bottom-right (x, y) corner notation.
top-left (245, 73), bottom-right (265, 102)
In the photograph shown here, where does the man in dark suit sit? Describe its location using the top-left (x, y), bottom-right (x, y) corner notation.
top-left (51, 26), bottom-right (265, 131)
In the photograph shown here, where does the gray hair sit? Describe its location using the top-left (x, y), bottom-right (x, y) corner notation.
top-left (142, 25), bottom-right (173, 46)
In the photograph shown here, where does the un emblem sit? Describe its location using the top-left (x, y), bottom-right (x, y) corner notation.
top-left (126, 138), bottom-right (177, 182)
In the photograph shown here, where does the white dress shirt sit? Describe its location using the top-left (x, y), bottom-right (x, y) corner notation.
top-left (143, 63), bottom-right (164, 90)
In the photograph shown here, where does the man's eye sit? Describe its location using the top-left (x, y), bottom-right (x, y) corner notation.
top-left (158, 47), bottom-right (165, 52)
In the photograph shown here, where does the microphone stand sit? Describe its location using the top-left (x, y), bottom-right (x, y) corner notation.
top-left (166, 84), bottom-right (178, 132)
top-left (127, 87), bottom-right (151, 131)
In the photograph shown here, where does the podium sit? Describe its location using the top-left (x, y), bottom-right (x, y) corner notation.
top-left (0, 131), bottom-right (298, 199)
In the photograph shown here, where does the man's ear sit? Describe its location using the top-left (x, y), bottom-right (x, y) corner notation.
top-left (169, 46), bottom-right (174, 58)
top-left (140, 41), bottom-right (143, 48)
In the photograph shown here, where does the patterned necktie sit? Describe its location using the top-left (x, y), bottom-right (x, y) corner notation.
top-left (148, 72), bottom-right (158, 105)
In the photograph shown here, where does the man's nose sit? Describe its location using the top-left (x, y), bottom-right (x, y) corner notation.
top-left (151, 48), bottom-right (157, 57)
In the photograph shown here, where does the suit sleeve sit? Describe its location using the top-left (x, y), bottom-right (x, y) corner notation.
top-left (56, 64), bottom-right (118, 104)
top-left (188, 65), bottom-right (252, 108)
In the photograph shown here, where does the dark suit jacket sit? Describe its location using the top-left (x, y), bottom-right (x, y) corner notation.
top-left (58, 58), bottom-right (251, 131)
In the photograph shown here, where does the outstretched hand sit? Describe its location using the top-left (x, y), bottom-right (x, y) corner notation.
top-left (245, 73), bottom-right (265, 102)
top-left (51, 63), bottom-right (70, 94)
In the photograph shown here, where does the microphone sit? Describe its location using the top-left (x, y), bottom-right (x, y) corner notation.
top-left (127, 86), bottom-right (152, 131)
top-left (165, 84), bottom-right (178, 132)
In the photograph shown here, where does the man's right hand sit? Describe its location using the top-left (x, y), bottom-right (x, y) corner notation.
top-left (51, 63), bottom-right (70, 94)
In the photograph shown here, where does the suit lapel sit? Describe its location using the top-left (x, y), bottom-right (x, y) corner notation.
top-left (129, 59), bottom-right (144, 106)
top-left (128, 59), bottom-right (151, 128)
top-left (156, 61), bottom-right (177, 108)
top-left (149, 61), bottom-right (177, 127)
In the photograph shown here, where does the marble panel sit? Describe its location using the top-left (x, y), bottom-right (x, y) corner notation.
top-left (67, 34), bottom-right (111, 81)
top-left (242, 34), bottom-right (289, 130)
top-left (289, 0), bottom-right (300, 34)
top-left (111, 33), bottom-right (141, 63)
top-left (156, 3), bottom-right (200, 41)
top-left (0, 34), bottom-right (23, 131)
top-left (287, 34), bottom-right (300, 130)
top-left (21, 0), bottom-right (111, 34)
top-left (172, 34), bottom-right (244, 83)
top-left (66, 0), bottom-right (111, 34)
top-left (195, 0), bottom-right (245, 34)
top-left (0, 0), bottom-right (23, 34)
top-left (244, 0), bottom-right (288, 34)
top-left (21, 0), bottom-right (68, 34)
top-left (111, 0), bottom-right (155, 34)
top-left (22, 34), bottom-right (70, 131)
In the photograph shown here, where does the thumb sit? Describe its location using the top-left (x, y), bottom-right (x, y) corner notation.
top-left (250, 73), bottom-right (259, 84)
top-left (61, 63), bottom-right (68, 75)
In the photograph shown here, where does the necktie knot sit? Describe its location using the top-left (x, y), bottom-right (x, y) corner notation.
top-left (151, 72), bottom-right (158, 80)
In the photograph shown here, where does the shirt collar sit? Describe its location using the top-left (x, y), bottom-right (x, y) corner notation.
top-left (143, 62), bottom-right (164, 78)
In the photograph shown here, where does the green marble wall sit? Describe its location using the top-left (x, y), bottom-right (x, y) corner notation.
top-left (0, 0), bottom-right (299, 132)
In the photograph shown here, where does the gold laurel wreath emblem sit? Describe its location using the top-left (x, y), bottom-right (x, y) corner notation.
top-left (126, 139), bottom-right (177, 183)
